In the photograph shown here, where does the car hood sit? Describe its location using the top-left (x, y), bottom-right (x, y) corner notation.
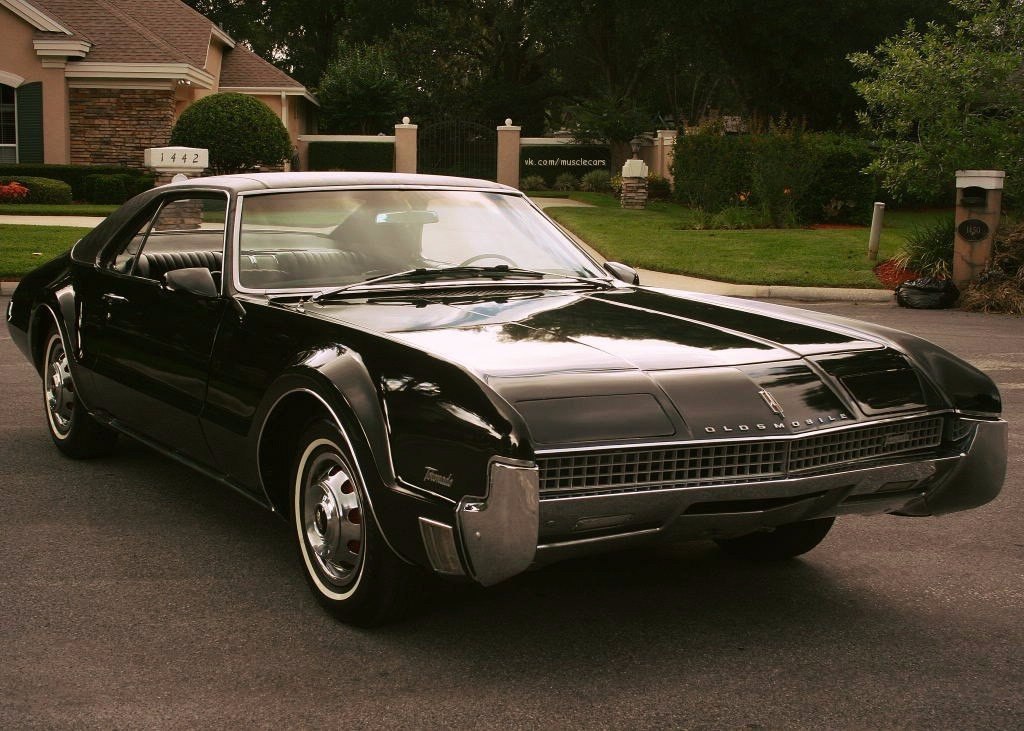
top-left (315, 287), bottom-right (937, 446)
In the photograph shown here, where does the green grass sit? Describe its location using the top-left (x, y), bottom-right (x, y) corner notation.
top-left (0, 225), bottom-right (92, 279)
top-left (0, 203), bottom-right (118, 216)
top-left (546, 197), bottom-right (949, 288)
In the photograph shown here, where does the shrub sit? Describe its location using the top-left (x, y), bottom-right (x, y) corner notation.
top-left (307, 141), bottom-right (394, 171)
top-left (610, 174), bottom-right (623, 198)
top-left (673, 131), bottom-right (876, 225)
top-left (672, 133), bottom-right (755, 212)
top-left (520, 144), bottom-right (611, 185)
top-left (0, 176), bottom-right (72, 204)
top-left (579, 170), bottom-right (612, 193)
top-left (170, 93), bottom-right (293, 174)
top-left (553, 173), bottom-right (578, 191)
top-left (520, 174), bottom-right (547, 191)
top-left (82, 173), bottom-right (152, 204)
top-left (894, 216), bottom-right (955, 279)
top-left (960, 223), bottom-right (1024, 315)
top-left (0, 181), bottom-right (29, 202)
top-left (0, 164), bottom-right (152, 201)
top-left (646, 174), bottom-right (671, 201)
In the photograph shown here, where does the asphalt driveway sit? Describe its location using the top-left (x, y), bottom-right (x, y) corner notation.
top-left (1, 297), bottom-right (1021, 729)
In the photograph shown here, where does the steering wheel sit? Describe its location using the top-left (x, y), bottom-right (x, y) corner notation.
top-left (458, 253), bottom-right (518, 267)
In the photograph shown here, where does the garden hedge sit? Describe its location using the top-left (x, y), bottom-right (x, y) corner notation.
top-left (0, 176), bottom-right (73, 204)
top-left (0, 164), bottom-right (153, 202)
top-left (308, 141), bottom-right (394, 171)
top-left (672, 132), bottom-right (877, 225)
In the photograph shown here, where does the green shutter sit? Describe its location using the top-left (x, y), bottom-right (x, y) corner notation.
top-left (16, 82), bottom-right (44, 164)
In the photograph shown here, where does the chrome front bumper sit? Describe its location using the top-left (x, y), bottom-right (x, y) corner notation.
top-left (437, 419), bottom-right (1006, 585)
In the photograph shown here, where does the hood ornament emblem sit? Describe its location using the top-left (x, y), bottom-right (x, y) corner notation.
top-left (758, 389), bottom-right (785, 418)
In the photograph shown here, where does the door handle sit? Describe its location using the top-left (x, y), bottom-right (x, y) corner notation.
top-left (101, 293), bottom-right (129, 305)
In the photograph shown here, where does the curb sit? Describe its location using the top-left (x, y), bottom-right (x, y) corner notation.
top-left (636, 269), bottom-right (895, 303)
top-left (1, 281), bottom-right (17, 296)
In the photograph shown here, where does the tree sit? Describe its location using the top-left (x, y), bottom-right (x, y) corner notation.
top-left (850, 0), bottom-right (1024, 206)
top-left (170, 93), bottom-right (293, 174)
top-left (318, 42), bottom-right (412, 133)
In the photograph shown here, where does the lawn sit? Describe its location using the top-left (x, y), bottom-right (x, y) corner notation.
top-left (0, 203), bottom-right (118, 216)
top-left (545, 198), bottom-right (948, 288)
top-left (0, 224), bottom-right (92, 279)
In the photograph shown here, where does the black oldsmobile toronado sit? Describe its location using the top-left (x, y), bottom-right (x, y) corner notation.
top-left (7, 173), bottom-right (1008, 625)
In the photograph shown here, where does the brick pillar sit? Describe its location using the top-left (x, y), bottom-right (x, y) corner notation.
top-left (497, 119), bottom-right (521, 188)
top-left (953, 170), bottom-right (1005, 289)
top-left (394, 117), bottom-right (418, 174)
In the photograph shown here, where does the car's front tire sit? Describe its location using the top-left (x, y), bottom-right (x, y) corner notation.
top-left (42, 329), bottom-right (117, 458)
top-left (291, 419), bottom-right (421, 626)
top-left (714, 517), bottom-right (835, 561)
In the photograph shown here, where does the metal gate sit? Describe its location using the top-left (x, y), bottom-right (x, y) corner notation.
top-left (417, 120), bottom-right (497, 180)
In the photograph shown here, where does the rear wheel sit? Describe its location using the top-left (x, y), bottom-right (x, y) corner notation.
top-left (292, 419), bottom-right (422, 626)
top-left (42, 329), bottom-right (117, 458)
top-left (714, 517), bottom-right (835, 561)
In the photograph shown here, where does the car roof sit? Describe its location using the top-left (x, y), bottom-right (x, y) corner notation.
top-left (167, 171), bottom-right (519, 194)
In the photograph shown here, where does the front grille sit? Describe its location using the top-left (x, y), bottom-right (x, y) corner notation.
top-left (537, 416), bottom-right (945, 498)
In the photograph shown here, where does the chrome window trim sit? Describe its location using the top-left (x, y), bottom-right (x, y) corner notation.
top-left (228, 185), bottom-right (610, 296)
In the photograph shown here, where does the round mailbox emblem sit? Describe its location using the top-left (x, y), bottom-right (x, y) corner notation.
top-left (957, 219), bottom-right (989, 242)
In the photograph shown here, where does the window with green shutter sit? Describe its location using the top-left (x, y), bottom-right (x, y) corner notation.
top-left (15, 82), bottom-right (44, 164)
top-left (0, 84), bottom-right (15, 163)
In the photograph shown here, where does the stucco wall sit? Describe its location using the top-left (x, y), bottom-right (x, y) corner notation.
top-left (70, 88), bottom-right (176, 166)
top-left (0, 6), bottom-right (70, 163)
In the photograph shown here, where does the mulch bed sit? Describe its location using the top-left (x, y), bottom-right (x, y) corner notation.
top-left (873, 258), bottom-right (919, 289)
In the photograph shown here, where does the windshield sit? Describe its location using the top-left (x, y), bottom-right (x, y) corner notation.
top-left (236, 189), bottom-right (605, 291)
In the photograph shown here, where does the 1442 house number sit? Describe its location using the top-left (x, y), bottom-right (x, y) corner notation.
top-left (157, 151), bottom-right (202, 165)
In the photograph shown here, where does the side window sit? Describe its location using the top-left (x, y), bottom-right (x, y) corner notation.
top-left (106, 194), bottom-right (228, 282)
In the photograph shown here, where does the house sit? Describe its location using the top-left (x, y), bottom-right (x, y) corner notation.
top-left (0, 0), bottom-right (317, 167)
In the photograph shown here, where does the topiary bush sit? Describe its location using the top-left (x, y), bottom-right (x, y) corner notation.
top-left (520, 174), bottom-right (547, 191)
top-left (170, 93), bottom-right (293, 174)
top-left (0, 176), bottom-right (72, 204)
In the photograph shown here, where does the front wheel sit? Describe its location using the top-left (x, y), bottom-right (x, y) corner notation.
top-left (42, 329), bottom-right (117, 458)
top-left (292, 420), bottom-right (422, 626)
top-left (714, 517), bottom-right (835, 561)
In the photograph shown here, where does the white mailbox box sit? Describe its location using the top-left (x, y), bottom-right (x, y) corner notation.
top-left (144, 146), bottom-right (209, 171)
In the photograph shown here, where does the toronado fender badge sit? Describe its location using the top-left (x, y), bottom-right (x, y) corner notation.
top-left (423, 466), bottom-right (454, 488)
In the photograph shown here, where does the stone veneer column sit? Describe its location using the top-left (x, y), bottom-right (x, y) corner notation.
top-left (69, 88), bottom-right (177, 167)
top-left (620, 158), bottom-right (650, 209)
top-left (496, 119), bottom-right (521, 188)
top-left (394, 117), bottom-right (418, 173)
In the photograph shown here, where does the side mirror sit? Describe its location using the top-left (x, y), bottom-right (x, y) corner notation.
top-left (164, 267), bottom-right (218, 298)
top-left (604, 261), bottom-right (640, 285)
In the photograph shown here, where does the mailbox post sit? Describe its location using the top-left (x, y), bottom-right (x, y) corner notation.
top-left (144, 146), bottom-right (209, 186)
top-left (953, 170), bottom-right (1004, 289)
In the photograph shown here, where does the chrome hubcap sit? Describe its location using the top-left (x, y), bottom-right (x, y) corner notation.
top-left (45, 339), bottom-right (74, 436)
top-left (302, 454), bottom-right (364, 586)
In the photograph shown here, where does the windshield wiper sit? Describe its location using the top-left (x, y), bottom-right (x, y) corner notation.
top-left (310, 265), bottom-right (611, 302)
